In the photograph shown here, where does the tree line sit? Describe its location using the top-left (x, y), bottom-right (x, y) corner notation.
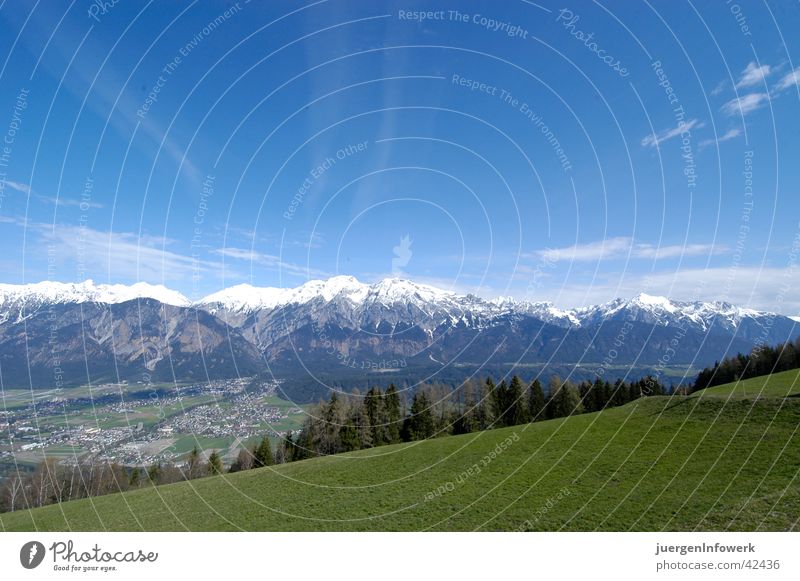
top-left (245, 374), bottom-right (667, 466)
top-left (0, 444), bottom-right (241, 513)
top-left (1, 374), bottom-right (667, 513)
top-left (692, 338), bottom-right (800, 392)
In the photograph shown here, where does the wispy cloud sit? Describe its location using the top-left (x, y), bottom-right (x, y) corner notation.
top-left (710, 80), bottom-right (726, 96)
top-left (281, 231), bottom-right (327, 249)
top-left (1, 180), bottom-right (103, 208)
top-left (536, 265), bottom-right (800, 314)
top-left (698, 128), bottom-right (742, 149)
top-left (2, 180), bottom-right (31, 194)
top-left (533, 237), bottom-right (632, 262)
top-left (721, 92), bottom-right (770, 117)
top-left (37, 225), bottom-right (213, 282)
top-left (213, 247), bottom-right (329, 278)
top-left (775, 67), bottom-right (800, 91)
top-left (736, 62), bottom-right (772, 88)
top-left (633, 242), bottom-right (727, 260)
top-left (532, 237), bottom-right (726, 263)
top-left (641, 118), bottom-right (704, 148)
top-left (39, 196), bottom-right (104, 209)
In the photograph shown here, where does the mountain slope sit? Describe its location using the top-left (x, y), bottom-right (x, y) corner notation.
top-left (0, 277), bottom-right (796, 393)
top-left (3, 382), bottom-right (799, 531)
top-left (0, 299), bottom-right (263, 385)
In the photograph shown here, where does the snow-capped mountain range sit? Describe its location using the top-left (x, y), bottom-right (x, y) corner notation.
top-left (1, 276), bottom-right (782, 331)
top-left (0, 276), bottom-right (797, 399)
top-left (0, 280), bottom-right (190, 309)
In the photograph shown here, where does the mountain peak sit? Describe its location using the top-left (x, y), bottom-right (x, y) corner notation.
top-left (372, 277), bottom-right (452, 295)
top-left (0, 277), bottom-right (790, 334)
top-left (0, 280), bottom-right (190, 307)
top-left (629, 293), bottom-right (677, 311)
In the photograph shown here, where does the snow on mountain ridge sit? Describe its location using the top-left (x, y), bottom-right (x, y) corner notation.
top-left (0, 280), bottom-right (190, 308)
top-left (0, 278), bottom-right (788, 331)
top-left (197, 283), bottom-right (289, 313)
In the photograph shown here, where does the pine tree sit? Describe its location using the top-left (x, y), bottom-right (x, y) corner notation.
top-left (208, 450), bottom-right (223, 475)
top-left (506, 375), bottom-right (526, 426)
top-left (611, 379), bottom-right (626, 406)
top-left (590, 378), bottom-right (605, 411)
top-left (284, 430), bottom-right (296, 462)
top-left (253, 436), bottom-right (273, 468)
top-left (322, 392), bottom-right (342, 454)
top-left (548, 376), bottom-right (583, 418)
top-left (527, 379), bottom-right (545, 421)
top-left (128, 468), bottom-right (141, 487)
top-left (384, 384), bottom-right (402, 444)
top-left (408, 391), bottom-right (435, 440)
top-left (187, 446), bottom-right (203, 479)
top-left (490, 378), bottom-right (507, 426)
top-left (474, 378), bottom-right (493, 430)
top-left (364, 387), bottom-right (385, 446)
top-left (147, 463), bottom-right (161, 485)
top-left (339, 420), bottom-right (361, 451)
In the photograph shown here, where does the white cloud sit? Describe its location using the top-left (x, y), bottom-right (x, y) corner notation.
top-left (1, 180), bottom-right (103, 208)
top-left (721, 92), bottom-right (769, 117)
top-left (633, 243), bottom-right (727, 260)
top-left (42, 196), bottom-right (104, 209)
top-left (2, 180), bottom-right (31, 194)
top-left (534, 237), bottom-right (633, 262)
top-left (641, 118), bottom-right (705, 148)
top-left (539, 265), bottom-right (800, 314)
top-left (38, 225), bottom-right (213, 282)
top-left (698, 128), bottom-right (742, 149)
top-left (533, 237), bottom-right (725, 263)
top-left (213, 247), bottom-right (329, 278)
top-left (281, 231), bottom-right (327, 249)
top-left (215, 248), bottom-right (262, 262)
top-left (710, 80), bottom-right (726, 96)
top-left (775, 67), bottom-right (800, 91)
top-left (736, 62), bottom-right (772, 88)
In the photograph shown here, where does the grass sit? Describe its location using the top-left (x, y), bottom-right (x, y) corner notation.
top-left (692, 368), bottom-right (800, 399)
top-left (2, 374), bottom-right (799, 532)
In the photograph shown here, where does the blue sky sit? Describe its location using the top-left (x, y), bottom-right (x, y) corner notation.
top-left (0, 0), bottom-right (798, 312)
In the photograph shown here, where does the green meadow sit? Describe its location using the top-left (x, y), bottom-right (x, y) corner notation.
top-left (2, 371), bottom-right (799, 531)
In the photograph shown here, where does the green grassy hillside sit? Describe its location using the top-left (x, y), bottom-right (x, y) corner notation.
top-left (692, 368), bottom-right (800, 399)
top-left (3, 374), bottom-right (800, 531)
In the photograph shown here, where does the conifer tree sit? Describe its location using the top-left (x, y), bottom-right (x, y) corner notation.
top-left (253, 436), bottom-right (273, 467)
top-left (408, 391), bottom-right (435, 440)
top-left (527, 379), bottom-right (545, 421)
top-left (364, 387), bottom-right (385, 446)
top-left (548, 376), bottom-right (583, 418)
top-left (490, 378), bottom-right (508, 426)
top-left (208, 450), bottom-right (223, 475)
top-left (322, 392), bottom-right (342, 454)
top-left (284, 430), bottom-right (296, 462)
top-left (147, 463), bottom-right (161, 485)
top-left (384, 384), bottom-right (402, 444)
top-left (506, 375), bottom-right (526, 426)
top-left (474, 379), bottom-right (493, 430)
top-left (187, 446), bottom-right (203, 479)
